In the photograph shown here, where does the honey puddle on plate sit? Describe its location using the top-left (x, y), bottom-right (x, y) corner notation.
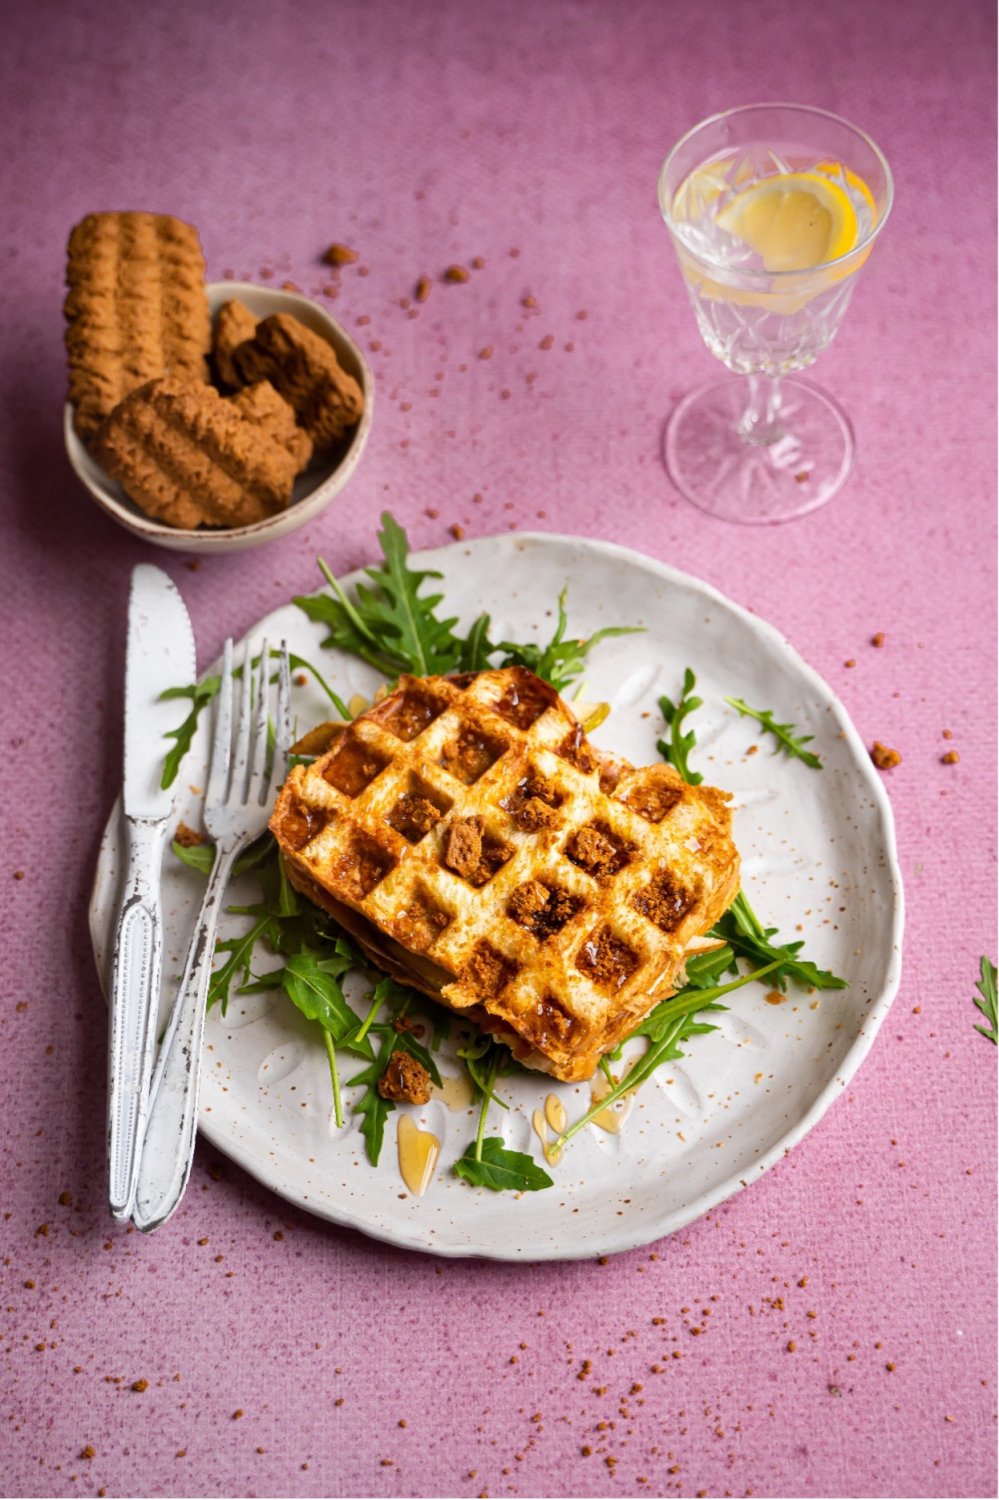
top-left (397, 1114), bottom-right (440, 1196)
top-left (589, 1071), bottom-right (636, 1134)
top-left (432, 1072), bottom-right (475, 1111)
top-left (532, 1093), bottom-right (567, 1166)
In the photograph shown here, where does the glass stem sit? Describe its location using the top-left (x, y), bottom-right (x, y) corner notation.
top-left (739, 373), bottom-right (783, 445)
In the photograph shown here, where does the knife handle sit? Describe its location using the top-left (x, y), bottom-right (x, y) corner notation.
top-left (132, 843), bottom-right (239, 1233)
top-left (107, 816), bottom-right (169, 1220)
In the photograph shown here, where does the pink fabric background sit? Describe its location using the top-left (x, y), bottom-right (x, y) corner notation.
top-left (1, 1), bottom-right (995, 1496)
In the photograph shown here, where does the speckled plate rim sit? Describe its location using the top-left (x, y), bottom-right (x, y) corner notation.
top-left (89, 532), bottom-right (905, 1259)
top-left (64, 281), bottom-right (375, 554)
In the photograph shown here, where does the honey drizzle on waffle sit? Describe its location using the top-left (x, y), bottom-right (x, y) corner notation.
top-left (271, 667), bottom-right (740, 1082)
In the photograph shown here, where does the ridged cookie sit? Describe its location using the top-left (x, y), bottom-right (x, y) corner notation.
top-left (213, 298), bottom-right (259, 387)
top-left (226, 380), bottom-right (313, 471)
top-left (65, 211), bottom-right (211, 443)
top-left (232, 313), bottom-right (364, 449)
top-left (95, 376), bottom-right (300, 530)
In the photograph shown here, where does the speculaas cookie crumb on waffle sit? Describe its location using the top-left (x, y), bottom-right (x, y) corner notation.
top-left (270, 666), bottom-right (741, 1082)
top-left (64, 211), bottom-right (211, 444)
top-left (232, 312), bottom-right (364, 449)
top-left (213, 299), bottom-right (259, 387)
top-left (95, 376), bottom-right (301, 530)
top-left (227, 380), bottom-right (313, 472)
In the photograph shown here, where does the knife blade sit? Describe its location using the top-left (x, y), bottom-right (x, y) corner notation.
top-left (107, 564), bottom-right (196, 1220)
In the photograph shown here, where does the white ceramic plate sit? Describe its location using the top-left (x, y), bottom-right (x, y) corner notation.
top-left (65, 282), bottom-right (374, 554)
top-left (89, 534), bottom-right (904, 1260)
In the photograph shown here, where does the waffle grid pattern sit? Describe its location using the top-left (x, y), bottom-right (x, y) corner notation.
top-left (271, 668), bottom-right (740, 1080)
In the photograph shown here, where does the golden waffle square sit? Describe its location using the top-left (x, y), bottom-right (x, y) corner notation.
top-left (65, 211), bottom-right (211, 444)
top-left (95, 375), bottom-right (302, 530)
top-left (270, 667), bottom-right (740, 1082)
top-left (232, 312), bottom-right (364, 450)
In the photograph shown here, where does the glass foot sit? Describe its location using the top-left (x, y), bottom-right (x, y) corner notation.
top-left (663, 376), bottom-right (854, 524)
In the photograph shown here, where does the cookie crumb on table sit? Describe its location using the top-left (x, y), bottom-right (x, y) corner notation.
top-left (444, 265), bottom-right (469, 283)
top-left (324, 243), bottom-right (358, 266)
top-left (871, 742), bottom-right (902, 770)
top-left (941, 750), bottom-right (960, 764)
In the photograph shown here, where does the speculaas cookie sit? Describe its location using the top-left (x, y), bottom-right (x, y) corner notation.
top-left (214, 299), bottom-right (259, 387)
top-left (226, 380), bottom-right (313, 472)
top-left (65, 212), bottom-right (211, 444)
top-left (95, 376), bottom-right (300, 530)
top-left (232, 312), bottom-right (364, 450)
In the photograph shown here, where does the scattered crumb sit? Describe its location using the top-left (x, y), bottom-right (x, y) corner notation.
top-left (324, 243), bottom-right (358, 266)
top-left (131, 1379), bottom-right (148, 1393)
top-left (449, 523), bottom-right (465, 541)
top-left (871, 742), bottom-right (902, 770)
top-left (539, 334), bottom-right (554, 350)
top-left (444, 265), bottom-right (469, 283)
top-left (174, 822), bottom-right (205, 848)
top-left (941, 750), bottom-right (960, 765)
top-left (415, 276), bottom-right (431, 303)
top-left (479, 346), bottom-right (493, 360)
top-left (871, 631), bottom-right (885, 647)
top-left (844, 659), bottom-right (856, 668)
top-left (472, 255), bottom-right (485, 269)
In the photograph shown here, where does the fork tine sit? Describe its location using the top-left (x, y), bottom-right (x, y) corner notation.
top-left (268, 643), bottom-right (292, 802)
top-left (205, 639), bottom-right (234, 808)
top-left (247, 638), bottom-right (271, 806)
top-left (230, 638), bottom-right (254, 803)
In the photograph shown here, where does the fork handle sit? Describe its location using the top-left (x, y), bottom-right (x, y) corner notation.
top-left (132, 842), bottom-right (239, 1232)
top-left (107, 815), bottom-right (169, 1220)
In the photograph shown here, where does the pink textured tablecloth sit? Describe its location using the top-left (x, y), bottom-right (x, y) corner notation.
top-left (1, 2), bottom-right (995, 1496)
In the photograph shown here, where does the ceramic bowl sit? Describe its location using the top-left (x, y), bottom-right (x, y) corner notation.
top-left (63, 281), bottom-right (374, 554)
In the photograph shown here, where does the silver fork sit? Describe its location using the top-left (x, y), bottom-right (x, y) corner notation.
top-left (132, 637), bottom-right (291, 1232)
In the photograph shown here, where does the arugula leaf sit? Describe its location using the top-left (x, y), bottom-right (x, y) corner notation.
top-left (160, 677), bottom-right (220, 790)
top-left (658, 668), bottom-right (704, 785)
top-left (297, 513), bottom-right (464, 678)
top-left (555, 960), bottom-right (782, 1151)
top-left (724, 697), bottom-right (823, 769)
top-left (711, 891), bottom-right (847, 993)
top-left (283, 953), bottom-right (374, 1060)
top-left (496, 588), bottom-right (641, 695)
top-left (208, 915), bottom-right (275, 1016)
top-left (171, 832), bottom-right (274, 878)
top-left (159, 649), bottom-right (346, 790)
top-left (346, 1029), bottom-right (398, 1166)
top-left (973, 955), bottom-right (998, 1044)
top-left (454, 1137), bottom-right (554, 1193)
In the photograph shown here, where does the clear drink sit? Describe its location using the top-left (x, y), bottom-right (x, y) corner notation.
top-left (659, 106), bottom-right (892, 523)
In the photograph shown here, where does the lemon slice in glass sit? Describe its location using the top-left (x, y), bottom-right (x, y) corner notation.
top-left (716, 171), bottom-right (859, 272)
top-left (814, 159), bottom-right (877, 218)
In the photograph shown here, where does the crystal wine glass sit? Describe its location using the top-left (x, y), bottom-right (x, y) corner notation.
top-left (659, 103), bottom-right (893, 523)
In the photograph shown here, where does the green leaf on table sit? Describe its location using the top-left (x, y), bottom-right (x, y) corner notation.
top-left (453, 1137), bottom-right (554, 1193)
top-left (724, 697), bottom-right (823, 769)
top-left (972, 955), bottom-right (998, 1044)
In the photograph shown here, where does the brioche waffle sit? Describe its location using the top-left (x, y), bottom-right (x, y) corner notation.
top-left (65, 211), bottom-right (211, 443)
top-left (270, 667), bottom-right (740, 1082)
top-left (95, 375), bottom-right (301, 529)
top-left (232, 312), bottom-right (364, 449)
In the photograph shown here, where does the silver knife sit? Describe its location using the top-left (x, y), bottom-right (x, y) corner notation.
top-left (107, 565), bottom-right (196, 1220)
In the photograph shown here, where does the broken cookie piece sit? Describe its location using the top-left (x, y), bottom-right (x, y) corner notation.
top-left (232, 312), bottom-right (364, 450)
